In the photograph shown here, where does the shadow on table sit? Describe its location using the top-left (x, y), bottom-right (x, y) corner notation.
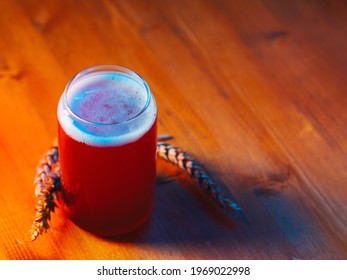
top-left (98, 160), bottom-right (329, 259)
top-left (101, 168), bottom-right (285, 247)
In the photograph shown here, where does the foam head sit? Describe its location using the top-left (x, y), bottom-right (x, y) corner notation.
top-left (57, 66), bottom-right (157, 147)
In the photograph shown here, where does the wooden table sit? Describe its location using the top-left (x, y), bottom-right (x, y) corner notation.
top-left (1, 0), bottom-right (346, 260)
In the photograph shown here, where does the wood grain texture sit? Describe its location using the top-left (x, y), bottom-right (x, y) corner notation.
top-left (0, 0), bottom-right (346, 259)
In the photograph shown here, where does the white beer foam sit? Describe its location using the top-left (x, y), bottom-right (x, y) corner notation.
top-left (57, 72), bottom-right (156, 147)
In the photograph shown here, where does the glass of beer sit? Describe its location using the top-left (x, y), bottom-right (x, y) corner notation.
top-left (57, 65), bottom-right (157, 236)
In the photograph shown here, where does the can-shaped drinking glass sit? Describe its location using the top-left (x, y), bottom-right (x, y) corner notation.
top-left (57, 65), bottom-right (157, 235)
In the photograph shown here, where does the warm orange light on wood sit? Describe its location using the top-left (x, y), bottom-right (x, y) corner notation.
top-left (0, 0), bottom-right (346, 259)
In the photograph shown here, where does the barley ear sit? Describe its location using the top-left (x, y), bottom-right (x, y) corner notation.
top-left (30, 146), bottom-right (61, 241)
top-left (29, 136), bottom-right (241, 242)
top-left (157, 142), bottom-right (241, 216)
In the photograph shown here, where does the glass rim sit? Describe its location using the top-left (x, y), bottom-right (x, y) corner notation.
top-left (63, 65), bottom-right (152, 126)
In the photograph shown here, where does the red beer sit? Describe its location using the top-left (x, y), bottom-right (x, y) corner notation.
top-left (57, 65), bottom-right (157, 236)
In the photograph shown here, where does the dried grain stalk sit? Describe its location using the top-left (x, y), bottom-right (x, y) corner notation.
top-left (30, 136), bottom-right (241, 241)
top-left (30, 145), bottom-right (60, 241)
top-left (157, 142), bottom-right (241, 215)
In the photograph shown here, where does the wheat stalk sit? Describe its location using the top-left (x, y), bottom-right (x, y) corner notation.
top-left (30, 136), bottom-right (241, 241)
top-left (157, 141), bottom-right (241, 215)
top-left (30, 145), bottom-right (60, 241)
